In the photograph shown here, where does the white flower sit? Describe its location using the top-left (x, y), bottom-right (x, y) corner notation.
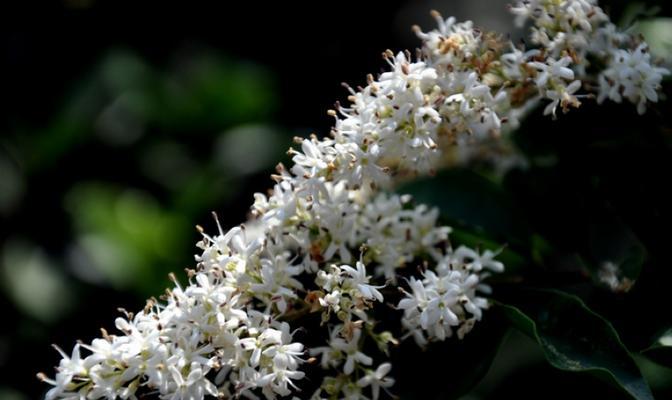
top-left (168, 362), bottom-right (218, 400)
top-left (42, 344), bottom-right (88, 400)
top-left (529, 56), bottom-right (575, 88)
top-left (259, 362), bottom-right (306, 398)
top-left (357, 363), bottom-right (395, 400)
top-left (598, 261), bottom-right (633, 293)
top-left (543, 80), bottom-right (582, 118)
top-left (398, 254), bottom-right (492, 344)
top-left (290, 138), bottom-right (332, 178)
top-left (251, 256), bottom-right (303, 314)
top-left (319, 290), bottom-right (342, 312)
top-left (309, 329), bottom-right (345, 370)
top-left (510, 0), bottom-right (607, 57)
top-left (501, 47), bottom-right (540, 80)
top-left (597, 44), bottom-right (670, 114)
top-left (451, 246), bottom-right (505, 273)
top-left (330, 329), bottom-right (373, 375)
top-left (340, 261), bottom-right (384, 303)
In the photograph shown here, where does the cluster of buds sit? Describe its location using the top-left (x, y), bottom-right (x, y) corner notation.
top-left (40, 1), bottom-right (667, 399)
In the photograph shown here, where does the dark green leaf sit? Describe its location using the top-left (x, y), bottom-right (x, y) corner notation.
top-left (399, 169), bottom-right (530, 244)
top-left (399, 169), bottom-right (536, 278)
top-left (497, 289), bottom-right (653, 400)
top-left (642, 328), bottom-right (672, 369)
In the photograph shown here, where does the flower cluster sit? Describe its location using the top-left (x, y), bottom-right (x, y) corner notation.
top-left (398, 247), bottom-right (504, 345)
top-left (597, 43), bottom-right (670, 114)
top-left (511, 0), bottom-right (669, 115)
top-left (40, 232), bottom-right (306, 400)
top-left (41, 1), bottom-right (667, 399)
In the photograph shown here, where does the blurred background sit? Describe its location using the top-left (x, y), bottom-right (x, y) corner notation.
top-left (1, 1), bottom-right (672, 399)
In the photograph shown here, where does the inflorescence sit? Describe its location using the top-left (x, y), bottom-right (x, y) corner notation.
top-left (40, 1), bottom-right (668, 399)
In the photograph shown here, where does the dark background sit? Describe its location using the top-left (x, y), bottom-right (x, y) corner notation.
top-left (1, 1), bottom-right (671, 399)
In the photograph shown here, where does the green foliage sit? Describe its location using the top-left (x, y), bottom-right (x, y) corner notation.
top-left (0, 48), bottom-right (288, 303)
top-left (19, 50), bottom-right (278, 173)
top-left (498, 289), bottom-right (653, 400)
top-left (65, 183), bottom-right (189, 293)
top-left (642, 328), bottom-right (672, 368)
top-left (401, 169), bottom-right (531, 245)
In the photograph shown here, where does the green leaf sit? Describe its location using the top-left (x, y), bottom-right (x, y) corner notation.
top-left (642, 328), bottom-right (672, 369)
top-left (497, 289), bottom-right (653, 400)
top-left (399, 169), bottom-right (534, 277)
top-left (65, 183), bottom-right (189, 296)
top-left (399, 169), bottom-right (530, 244)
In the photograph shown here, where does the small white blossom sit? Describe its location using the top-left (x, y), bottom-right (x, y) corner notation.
top-left (598, 44), bottom-right (670, 114)
top-left (398, 253), bottom-right (493, 345)
top-left (357, 363), bottom-right (395, 400)
top-left (340, 261), bottom-right (384, 303)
